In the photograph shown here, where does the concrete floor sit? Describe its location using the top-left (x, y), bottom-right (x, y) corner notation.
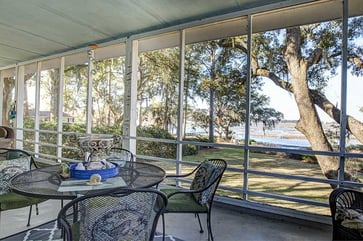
top-left (0, 200), bottom-right (332, 241)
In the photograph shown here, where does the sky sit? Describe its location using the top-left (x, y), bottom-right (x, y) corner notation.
top-left (265, 73), bottom-right (363, 122)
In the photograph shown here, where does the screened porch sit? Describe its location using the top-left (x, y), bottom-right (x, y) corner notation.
top-left (1, 0), bottom-right (363, 240)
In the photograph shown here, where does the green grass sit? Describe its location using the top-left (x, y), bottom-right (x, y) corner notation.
top-left (160, 147), bottom-right (336, 215)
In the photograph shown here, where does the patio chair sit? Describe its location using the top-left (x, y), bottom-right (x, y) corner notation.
top-left (329, 187), bottom-right (363, 240)
top-left (57, 187), bottom-right (167, 241)
top-left (160, 158), bottom-right (227, 241)
top-left (106, 147), bottom-right (134, 166)
top-left (0, 148), bottom-right (46, 226)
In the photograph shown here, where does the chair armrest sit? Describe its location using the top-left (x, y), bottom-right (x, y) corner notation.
top-left (166, 177), bottom-right (219, 199)
top-left (164, 171), bottom-right (197, 186)
top-left (165, 164), bottom-right (201, 179)
top-left (166, 188), bottom-right (199, 198)
top-left (165, 173), bottom-right (193, 179)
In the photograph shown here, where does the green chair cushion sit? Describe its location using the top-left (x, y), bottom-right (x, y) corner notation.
top-left (71, 221), bottom-right (81, 241)
top-left (0, 155), bottom-right (44, 210)
top-left (6, 151), bottom-right (27, 160)
top-left (0, 192), bottom-right (45, 211)
top-left (161, 187), bottom-right (207, 213)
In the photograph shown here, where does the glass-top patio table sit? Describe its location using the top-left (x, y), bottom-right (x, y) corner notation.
top-left (9, 161), bottom-right (165, 200)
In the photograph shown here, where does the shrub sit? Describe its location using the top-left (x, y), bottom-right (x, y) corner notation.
top-left (137, 126), bottom-right (176, 158)
top-left (22, 120), bottom-right (190, 160)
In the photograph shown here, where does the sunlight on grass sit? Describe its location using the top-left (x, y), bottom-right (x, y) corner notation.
top-left (156, 146), bottom-right (335, 216)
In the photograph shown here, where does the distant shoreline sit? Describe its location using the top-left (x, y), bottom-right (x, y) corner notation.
top-left (185, 120), bottom-right (360, 148)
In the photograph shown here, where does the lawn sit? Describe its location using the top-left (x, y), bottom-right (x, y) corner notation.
top-left (155, 147), bottom-right (335, 215)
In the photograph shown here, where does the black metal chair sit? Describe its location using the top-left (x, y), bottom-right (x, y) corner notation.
top-left (57, 187), bottom-right (167, 241)
top-left (106, 147), bottom-right (134, 165)
top-left (329, 187), bottom-right (363, 240)
top-left (0, 148), bottom-right (46, 226)
top-left (160, 158), bottom-right (227, 241)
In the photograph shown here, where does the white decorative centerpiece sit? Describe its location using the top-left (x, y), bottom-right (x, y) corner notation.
top-left (68, 134), bottom-right (121, 179)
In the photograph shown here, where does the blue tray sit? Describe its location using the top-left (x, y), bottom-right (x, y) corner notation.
top-left (70, 162), bottom-right (119, 180)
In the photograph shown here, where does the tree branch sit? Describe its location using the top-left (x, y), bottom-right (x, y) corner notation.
top-left (348, 56), bottom-right (363, 68)
top-left (306, 48), bottom-right (323, 67)
top-left (254, 68), bottom-right (293, 92)
top-left (310, 90), bottom-right (363, 143)
top-left (255, 67), bottom-right (363, 143)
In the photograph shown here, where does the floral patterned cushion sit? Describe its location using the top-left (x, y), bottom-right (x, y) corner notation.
top-left (0, 156), bottom-right (30, 194)
top-left (79, 192), bottom-right (157, 241)
top-left (190, 161), bottom-right (216, 205)
top-left (336, 208), bottom-right (363, 230)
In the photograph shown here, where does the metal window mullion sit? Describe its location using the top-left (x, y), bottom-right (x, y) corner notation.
top-left (123, 40), bottom-right (131, 150)
top-left (86, 50), bottom-right (94, 135)
top-left (123, 38), bottom-right (138, 154)
top-left (338, 0), bottom-right (349, 184)
top-left (0, 71), bottom-right (3, 124)
top-left (15, 65), bottom-right (24, 149)
top-left (176, 30), bottom-right (186, 178)
top-left (57, 57), bottom-right (65, 162)
top-left (129, 40), bottom-right (138, 154)
top-left (34, 62), bottom-right (41, 157)
top-left (243, 14), bottom-right (253, 201)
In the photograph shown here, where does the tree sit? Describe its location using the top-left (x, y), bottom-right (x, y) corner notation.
top-left (63, 58), bottom-right (125, 127)
top-left (222, 17), bottom-right (363, 182)
top-left (184, 46), bottom-right (203, 138)
top-left (138, 49), bottom-right (180, 131)
top-left (1, 72), bottom-right (36, 126)
top-left (2, 77), bottom-right (15, 125)
top-left (92, 57), bottom-right (125, 126)
top-left (64, 64), bottom-right (88, 122)
top-left (49, 69), bottom-right (60, 121)
top-left (192, 40), bottom-right (282, 140)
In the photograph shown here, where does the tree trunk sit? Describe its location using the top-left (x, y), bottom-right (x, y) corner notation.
top-left (2, 77), bottom-right (14, 125)
top-left (209, 88), bottom-right (215, 142)
top-left (49, 69), bottom-right (60, 121)
top-left (285, 28), bottom-right (339, 179)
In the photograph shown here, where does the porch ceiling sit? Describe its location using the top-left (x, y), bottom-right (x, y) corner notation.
top-left (0, 0), bottom-right (292, 69)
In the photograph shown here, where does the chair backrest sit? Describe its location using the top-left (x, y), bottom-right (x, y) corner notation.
top-left (190, 158), bottom-right (227, 205)
top-left (106, 147), bottom-right (134, 166)
top-left (330, 188), bottom-right (363, 222)
top-left (329, 188), bottom-right (363, 239)
top-left (0, 148), bottom-right (34, 195)
top-left (57, 188), bottom-right (167, 241)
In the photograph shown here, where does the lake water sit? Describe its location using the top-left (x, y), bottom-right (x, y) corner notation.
top-left (186, 121), bottom-right (361, 149)
top-left (230, 122), bottom-right (311, 148)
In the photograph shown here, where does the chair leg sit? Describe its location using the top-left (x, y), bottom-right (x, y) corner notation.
top-left (195, 213), bottom-right (204, 233)
top-left (27, 205), bottom-right (33, 227)
top-left (162, 214), bottom-right (166, 241)
top-left (207, 210), bottom-right (214, 241)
